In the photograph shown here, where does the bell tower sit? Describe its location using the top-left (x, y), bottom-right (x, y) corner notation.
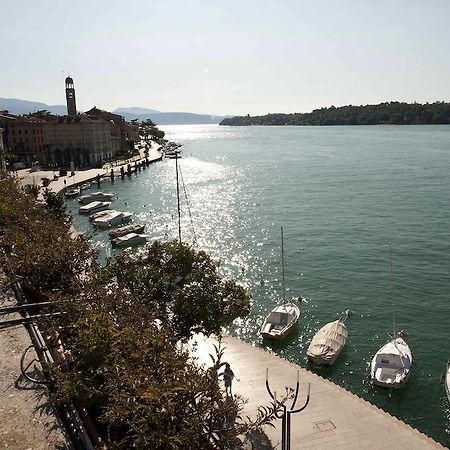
top-left (65, 76), bottom-right (77, 116)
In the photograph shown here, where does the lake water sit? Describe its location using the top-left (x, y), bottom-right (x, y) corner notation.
top-left (67, 124), bottom-right (450, 446)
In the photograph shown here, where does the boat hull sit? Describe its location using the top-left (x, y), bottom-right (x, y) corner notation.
top-left (445, 362), bottom-right (450, 403)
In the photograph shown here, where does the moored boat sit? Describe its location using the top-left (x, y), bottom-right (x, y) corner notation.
top-left (64, 188), bottom-right (80, 198)
top-left (307, 319), bottom-right (348, 366)
top-left (111, 232), bottom-right (147, 248)
top-left (92, 211), bottom-right (133, 228)
top-left (260, 303), bottom-right (301, 340)
top-left (444, 362), bottom-right (450, 403)
top-left (369, 244), bottom-right (413, 389)
top-left (89, 209), bottom-right (115, 221)
top-left (79, 191), bottom-right (114, 205)
top-left (370, 336), bottom-right (413, 389)
top-left (260, 227), bottom-right (301, 341)
top-left (109, 223), bottom-right (146, 239)
top-left (79, 201), bottom-right (111, 215)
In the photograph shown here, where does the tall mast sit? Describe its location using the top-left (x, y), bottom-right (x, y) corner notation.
top-left (281, 227), bottom-right (286, 301)
top-left (390, 242), bottom-right (396, 337)
top-left (175, 154), bottom-right (181, 243)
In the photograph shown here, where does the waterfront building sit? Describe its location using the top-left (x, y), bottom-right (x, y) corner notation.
top-left (85, 106), bottom-right (139, 152)
top-left (0, 111), bottom-right (49, 166)
top-left (45, 115), bottom-right (115, 167)
top-left (0, 77), bottom-right (139, 168)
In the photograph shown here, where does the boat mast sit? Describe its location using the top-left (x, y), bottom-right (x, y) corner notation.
top-left (175, 153), bottom-right (182, 243)
top-left (390, 242), bottom-right (396, 338)
top-left (281, 226), bottom-right (286, 302)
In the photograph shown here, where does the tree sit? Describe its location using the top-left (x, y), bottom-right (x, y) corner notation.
top-left (0, 176), bottom-right (95, 293)
top-left (107, 240), bottom-right (251, 339)
top-left (140, 119), bottom-right (165, 140)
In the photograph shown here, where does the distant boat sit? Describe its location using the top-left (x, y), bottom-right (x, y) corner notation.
top-left (260, 227), bottom-right (301, 340)
top-left (307, 319), bottom-right (348, 366)
top-left (79, 201), bottom-right (111, 215)
top-left (92, 211), bottom-right (133, 228)
top-left (111, 232), bottom-right (147, 248)
top-left (78, 191), bottom-right (114, 205)
top-left (370, 244), bottom-right (413, 389)
top-left (109, 223), bottom-right (146, 239)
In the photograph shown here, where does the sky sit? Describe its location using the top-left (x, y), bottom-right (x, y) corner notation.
top-left (1, 0), bottom-right (450, 116)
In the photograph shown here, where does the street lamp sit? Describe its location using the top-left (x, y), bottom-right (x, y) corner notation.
top-left (265, 368), bottom-right (311, 450)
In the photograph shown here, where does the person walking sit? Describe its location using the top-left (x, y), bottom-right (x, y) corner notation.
top-left (223, 362), bottom-right (235, 397)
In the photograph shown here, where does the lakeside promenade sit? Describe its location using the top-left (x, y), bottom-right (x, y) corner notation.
top-left (195, 335), bottom-right (446, 449)
top-left (16, 145), bottom-right (162, 195)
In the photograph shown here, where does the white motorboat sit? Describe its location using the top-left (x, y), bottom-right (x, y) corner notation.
top-left (78, 191), bottom-right (114, 205)
top-left (79, 201), bottom-right (111, 215)
top-left (89, 209), bottom-right (115, 221)
top-left (307, 319), bottom-right (348, 366)
top-left (109, 223), bottom-right (146, 239)
top-left (444, 362), bottom-right (450, 403)
top-left (370, 336), bottom-right (413, 388)
top-left (111, 232), bottom-right (147, 248)
top-left (370, 244), bottom-right (413, 388)
top-left (93, 211), bottom-right (133, 228)
top-left (260, 227), bottom-right (301, 340)
top-left (260, 303), bottom-right (301, 340)
top-left (64, 188), bottom-right (79, 198)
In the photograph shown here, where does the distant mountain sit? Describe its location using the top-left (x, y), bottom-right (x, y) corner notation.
top-left (113, 107), bottom-right (161, 115)
top-left (0, 97), bottom-right (227, 125)
top-left (115, 109), bottom-right (227, 125)
top-left (0, 98), bottom-right (67, 115)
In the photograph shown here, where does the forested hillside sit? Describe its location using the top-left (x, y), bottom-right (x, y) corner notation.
top-left (220, 102), bottom-right (450, 126)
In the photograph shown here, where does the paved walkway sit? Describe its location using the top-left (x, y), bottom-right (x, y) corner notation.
top-left (0, 289), bottom-right (68, 449)
top-left (16, 143), bottom-right (162, 195)
top-left (194, 335), bottom-right (445, 450)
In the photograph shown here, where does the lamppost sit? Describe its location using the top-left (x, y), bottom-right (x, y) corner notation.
top-left (265, 368), bottom-right (311, 450)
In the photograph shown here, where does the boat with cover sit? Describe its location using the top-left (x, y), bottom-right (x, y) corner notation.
top-left (111, 232), bottom-right (147, 248)
top-left (78, 201), bottom-right (111, 215)
top-left (307, 319), bottom-right (348, 366)
top-left (370, 244), bottom-right (413, 389)
top-left (89, 209), bottom-right (115, 221)
top-left (260, 227), bottom-right (301, 340)
top-left (109, 223), bottom-right (146, 239)
top-left (79, 191), bottom-right (114, 205)
top-left (444, 362), bottom-right (450, 403)
top-left (92, 211), bottom-right (133, 228)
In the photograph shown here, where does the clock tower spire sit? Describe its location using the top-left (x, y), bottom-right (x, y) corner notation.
top-left (65, 76), bottom-right (77, 116)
